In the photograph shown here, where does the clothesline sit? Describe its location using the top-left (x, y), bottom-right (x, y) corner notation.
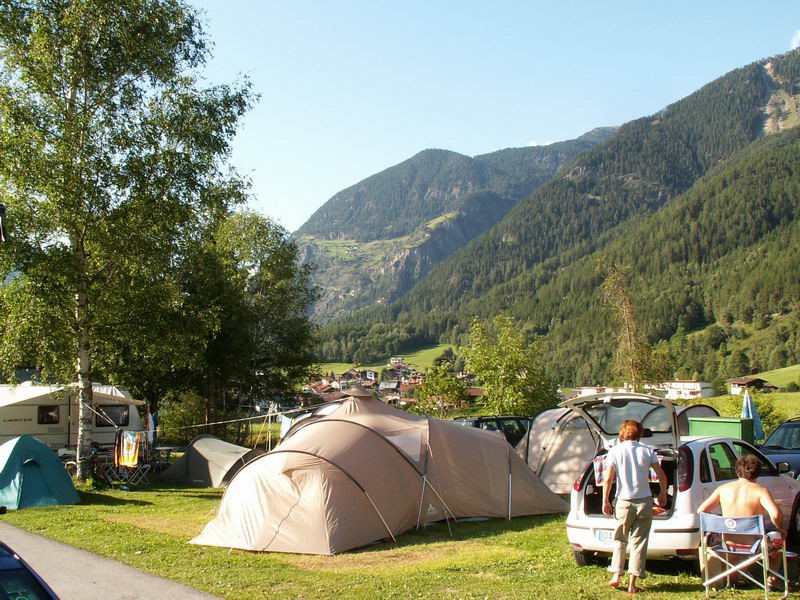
top-left (137, 405), bottom-right (307, 434)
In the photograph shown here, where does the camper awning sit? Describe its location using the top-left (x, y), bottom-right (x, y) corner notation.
top-left (0, 382), bottom-right (143, 408)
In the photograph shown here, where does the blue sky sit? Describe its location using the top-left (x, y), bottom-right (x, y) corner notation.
top-left (193, 1), bottom-right (800, 232)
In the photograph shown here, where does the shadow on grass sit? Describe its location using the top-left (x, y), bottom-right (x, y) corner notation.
top-left (77, 490), bottom-right (152, 506)
top-left (140, 483), bottom-right (223, 499)
top-left (349, 513), bottom-right (566, 555)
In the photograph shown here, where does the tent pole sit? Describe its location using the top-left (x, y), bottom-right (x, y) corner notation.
top-left (416, 475), bottom-right (427, 529)
top-left (507, 445), bottom-right (512, 520)
top-left (416, 429), bottom-right (432, 529)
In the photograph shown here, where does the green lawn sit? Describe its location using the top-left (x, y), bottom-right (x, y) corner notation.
top-left (771, 392), bottom-right (800, 419)
top-left (757, 364), bottom-right (800, 388)
top-left (318, 344), bottom-right (454, 376)
top-left (3, 484), bottom-right (725, 600)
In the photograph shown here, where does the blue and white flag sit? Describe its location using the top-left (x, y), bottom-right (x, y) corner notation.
top-left (741, 390), bottom-right (765, 442)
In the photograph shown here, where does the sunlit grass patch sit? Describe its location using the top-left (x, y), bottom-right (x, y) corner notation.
top-left (0, 484), bottom-right (768, 599)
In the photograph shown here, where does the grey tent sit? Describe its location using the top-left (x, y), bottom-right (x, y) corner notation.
top-left (157, 435), bottom-right (265, 487)
top-left (517, 403), bottom-right (720, 495)
top-left (191, 394), bottom-right (567, 555)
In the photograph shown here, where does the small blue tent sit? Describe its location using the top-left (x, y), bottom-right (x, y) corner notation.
top-left (0, 435), bottom-right (80, 510)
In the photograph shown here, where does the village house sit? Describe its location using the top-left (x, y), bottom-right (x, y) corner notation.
top-left (658, 380), bottom-right (715, 400)
top-left (728, 377), bottom-right (779, 395)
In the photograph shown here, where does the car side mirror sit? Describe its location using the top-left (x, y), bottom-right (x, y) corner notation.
top-left (777, 461), bottom-right (791, 474)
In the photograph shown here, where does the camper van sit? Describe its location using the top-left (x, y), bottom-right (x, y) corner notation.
top-left (0, 382), bottom-right (144, 449)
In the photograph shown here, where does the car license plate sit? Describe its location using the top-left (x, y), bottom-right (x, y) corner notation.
top-left (595, 529), bottom-right (614, 543)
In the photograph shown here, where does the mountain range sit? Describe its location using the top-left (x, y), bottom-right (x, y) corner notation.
top-left (301, 50), bottom-right (800, 390)
top-left (295, 129), bottom-right (616, 321)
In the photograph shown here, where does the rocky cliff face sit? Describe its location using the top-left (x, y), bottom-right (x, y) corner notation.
top-left (298, 191), bottom-right (514, 322)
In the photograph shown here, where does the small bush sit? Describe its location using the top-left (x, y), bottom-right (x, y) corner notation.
top-left (157, 391), bottom-right (208, 446)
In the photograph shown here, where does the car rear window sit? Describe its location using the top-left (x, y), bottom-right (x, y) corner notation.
top-left (584, 400), bottom-right (672, 434)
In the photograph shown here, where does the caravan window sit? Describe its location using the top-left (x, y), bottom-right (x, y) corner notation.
top-left (37, 406), bottom-right (59, 425)
top-left (95, 405), bottom-right (129, 427)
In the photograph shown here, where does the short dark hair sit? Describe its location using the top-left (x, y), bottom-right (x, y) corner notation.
top-left (735, 454), bottom-right (762, 480)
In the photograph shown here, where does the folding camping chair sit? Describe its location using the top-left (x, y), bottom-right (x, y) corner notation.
top-left (699, 512), bottom-right (793, 600)
top-left (113, 431), bottom-right (152, 485)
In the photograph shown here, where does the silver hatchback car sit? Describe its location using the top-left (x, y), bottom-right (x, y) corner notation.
top-left (562, 392), bottom-right (800, 567)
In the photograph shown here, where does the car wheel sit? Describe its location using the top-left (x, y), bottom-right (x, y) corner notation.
top-left (572, 548), bottom-right (599, 567)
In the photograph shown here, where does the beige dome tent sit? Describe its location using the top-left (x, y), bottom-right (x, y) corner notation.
top-left (517, 408), bottom-right (598, 496)
top-left (191, 395), bottom-right (567, 555)
top-left (517, 403), bottom-right (720, 496)
top-left (157, 435), bottom-right (265, 487)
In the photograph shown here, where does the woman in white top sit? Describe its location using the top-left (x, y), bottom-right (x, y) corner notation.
top-left (602, 419), bottom-right (667, 595)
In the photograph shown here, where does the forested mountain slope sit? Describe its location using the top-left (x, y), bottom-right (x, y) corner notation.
top-left (317, 51), bottom-right (800, 386)
top-left (297, 129), bottom-right (614, 321)
top-left (520, 126), bottom-right (800, 388)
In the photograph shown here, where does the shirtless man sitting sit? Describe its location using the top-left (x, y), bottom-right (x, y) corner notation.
top-left (697, 454), bottom-right (786, 584)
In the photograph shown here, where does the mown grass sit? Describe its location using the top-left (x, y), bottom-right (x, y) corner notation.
top-left (318, 344), bottom-right (454, 376)
top-left (1, 483), bottom-right (770, 600)
top-left (757, 364), bottom-right (800, 388)
top-left (771, 392), bottom-right (800, 418)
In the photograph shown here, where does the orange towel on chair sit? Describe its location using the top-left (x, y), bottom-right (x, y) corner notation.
top-left (117, 431), bottom-right (139, 467)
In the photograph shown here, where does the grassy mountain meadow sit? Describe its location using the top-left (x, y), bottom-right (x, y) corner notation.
top-left (296, 129), bottom-right (616, 322)
top-left (310, 50), bottom-right (800, 389)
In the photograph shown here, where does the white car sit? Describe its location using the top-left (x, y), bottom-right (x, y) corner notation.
top-left (562, 392), bottom-right (800, 567)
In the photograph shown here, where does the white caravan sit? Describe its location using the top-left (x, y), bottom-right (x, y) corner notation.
top-left (0, 382), bottom-right (144, 449)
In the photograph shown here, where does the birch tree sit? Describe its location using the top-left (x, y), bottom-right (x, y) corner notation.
top-left (0, 0), bottom-right (252, 480)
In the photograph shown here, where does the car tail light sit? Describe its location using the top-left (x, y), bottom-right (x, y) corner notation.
top-left (677, 445), bottom-right (693, 492)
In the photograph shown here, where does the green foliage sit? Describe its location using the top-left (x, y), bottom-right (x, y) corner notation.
top-left (157, 390), bottom-right (208, 446)
top-left (462, 313), bottom-right (558, 416)
top-left (0, 0), bottom-right (257, 477)
top-left (0, 1), bottom-right (318, 480)
top-left (407, 362), bottom-right (467, 417)
top-left (600, 263), bottom-right (673, 389)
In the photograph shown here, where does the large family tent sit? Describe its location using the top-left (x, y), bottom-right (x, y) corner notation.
top-left (191, 393), bottom-right (567, 555)
top-left (0, 435), bottom-right (80, 510)
top-left (518, 403), bottom-right (720, 496)
top-left (156, 435), bottom-right (265, 488)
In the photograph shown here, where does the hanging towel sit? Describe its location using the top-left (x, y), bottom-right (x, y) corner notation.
top-left (118, 431), bottom-right (139, 467)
